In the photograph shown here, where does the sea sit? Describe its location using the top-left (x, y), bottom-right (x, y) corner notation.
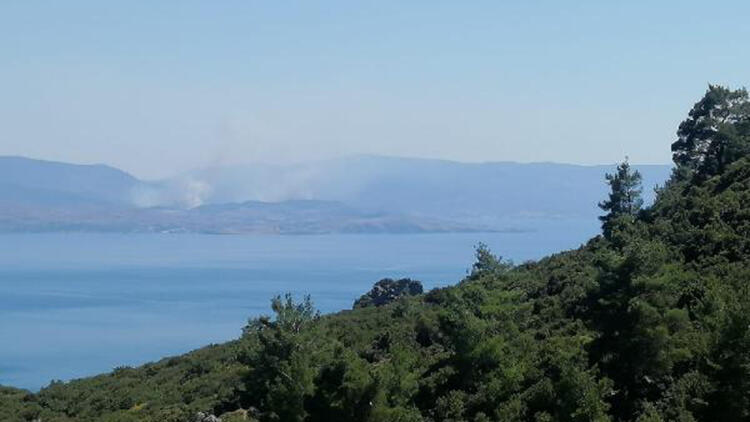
top-left (0, 219), bottom-right (597, 390)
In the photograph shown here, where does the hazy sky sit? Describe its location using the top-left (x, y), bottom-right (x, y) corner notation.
top-left (1, 1), bottom-right (748, 179)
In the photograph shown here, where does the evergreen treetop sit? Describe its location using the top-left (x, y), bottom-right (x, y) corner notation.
top-left (598, 158), bottom-right (643, 240)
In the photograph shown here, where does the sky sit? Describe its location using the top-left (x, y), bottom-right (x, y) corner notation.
top-left (1, 1), bottom-right (748, 179)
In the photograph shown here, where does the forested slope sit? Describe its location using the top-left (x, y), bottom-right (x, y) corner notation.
top-left (2, 85), bottom-right (748, 422)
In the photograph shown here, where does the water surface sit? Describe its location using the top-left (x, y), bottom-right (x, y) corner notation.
top-left (0, 220), bottom-right (596, 390)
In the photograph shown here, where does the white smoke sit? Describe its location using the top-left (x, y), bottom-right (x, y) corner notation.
top-left (129, 176), bottom-right (213, 209)
top-left (179, 177), bottom-right (212, 208)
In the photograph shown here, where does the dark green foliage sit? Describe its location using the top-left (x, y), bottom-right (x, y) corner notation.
top-left (468, 242), bottom-right (512, 280)
top-left (2, 85), bottom-right (749, 421)
top-left (598, 159), bottom-right (643, 241)
top-left (354, 278), bottom-right (424, 309)
top-left (240, 294), bottom-right (321, 422)
top-left (672, 85), bottom-right (750, 179)
top-left (1, 343), bottom-right (245, 422)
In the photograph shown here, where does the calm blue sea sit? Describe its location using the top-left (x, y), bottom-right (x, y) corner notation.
top-left (0, 220), bottom-right (597, 390)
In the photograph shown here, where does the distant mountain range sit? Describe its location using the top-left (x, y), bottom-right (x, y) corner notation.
top-left (0, 155), bottom-right (672, 234)
top-left (0, 156), bottom-right (140, 207)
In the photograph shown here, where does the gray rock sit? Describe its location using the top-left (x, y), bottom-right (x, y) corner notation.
top-left (191, 412), bottom-right (221, 422)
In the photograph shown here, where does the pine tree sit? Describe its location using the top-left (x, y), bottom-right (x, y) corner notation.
top-left (599, 158), bottom-right (643, 240)
top-left (671, 85), bottom-right (750, 178)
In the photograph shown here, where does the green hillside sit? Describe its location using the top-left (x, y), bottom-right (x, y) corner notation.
top-left (2, 85), bottom-right (748, 422)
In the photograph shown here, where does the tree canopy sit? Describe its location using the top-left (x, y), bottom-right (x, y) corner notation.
top-left (672, 85), bottom-right (750, 179)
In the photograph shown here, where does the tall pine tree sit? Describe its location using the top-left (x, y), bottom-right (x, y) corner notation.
top-left (599, 158), bottom-right (643, 240)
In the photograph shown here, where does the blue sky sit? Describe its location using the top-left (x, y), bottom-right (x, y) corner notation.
top-left (1, 1), bottom-right (748, 178)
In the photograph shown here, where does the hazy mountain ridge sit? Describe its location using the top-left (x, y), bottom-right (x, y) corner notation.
top-left (0, 155), bottom-right (672, 234)
top-left (0, 156), bottom-right (142, 206)
top-left (175, 155), bottom-right (672, 226)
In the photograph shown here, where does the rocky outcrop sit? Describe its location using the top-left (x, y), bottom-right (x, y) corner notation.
top-left (353, 278), bottom-right (423, 308)
top-left (191, 412), bottom-right (221, 422)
